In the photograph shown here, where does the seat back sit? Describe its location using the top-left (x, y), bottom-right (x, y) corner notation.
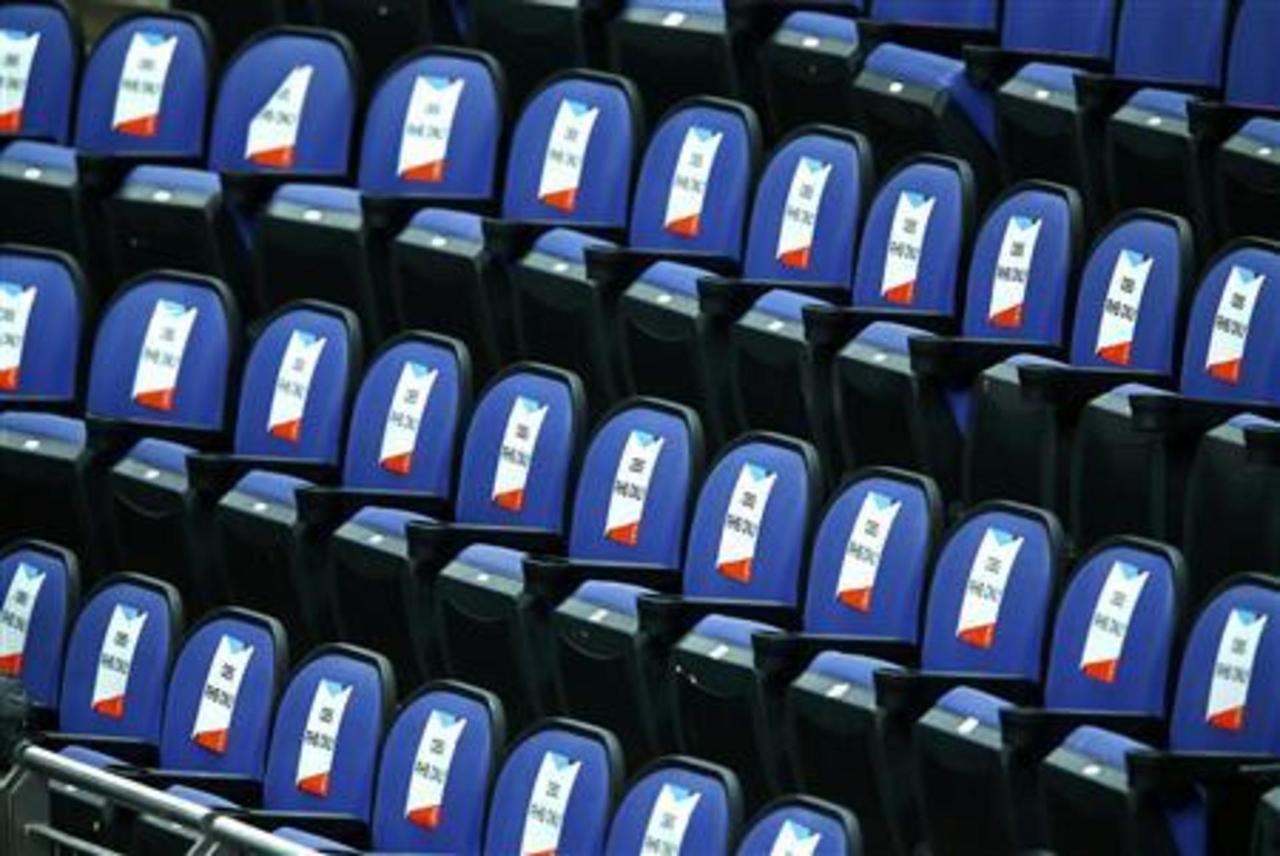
top-left (261, 644), bottom-right (394, 818)
top-left (680, 433), bottom-right (820, 607)
top-left (340, 333), bottom-right (470, 498)
top-left (567, 399), bottom-right (702, 569)
top-left (626, 99), bottom-right (760, 261)
top-left (1177, 241), bottom-right (1280, 406)
top-left (741, 128), bottom-right (873, 289)
top-left (58, 573), bottom-right (181, 743)
top-left (357, 47), bottom-right (504, 201)
top-left (1168, 576), bottom-right (1280, 753)
top-left (207, 28), bottom-right (358, 176)
top-left (0, 246), bottom-right (85, 405)
top-left (918, 503), bottom-right (1063, 680)
top-left (851, 156), bottom-right (974, 316)
top-left (0, 540), bottom-right (77, 709)
top-left (1223, 1), bottom-right (1280, 110)
top-left (0, 1), bottom-right (79, 143)
top-left (157, 608), bottom-right (286, 778)
top-left (802, 469), bottom-right (941, 641)
top-left (958, 182), bottom-right (1082, 343)
top-left (1000, 0), bottom-right (1116, 59)
top-left (453, 363), bottom-right (585, 532)
top-left (1067, 212), bottom-right (1193, 371)
top-left (483, 719), bottom-right (623, 855)
top-left (370, 682), bottom-right (504, 852)
top-left (500, 72), bottom-right (640, 229)
top-left (1043, 539), bottom-right (1183, 716)
top-left (85, 272), bottom-right (239, 432)
top-left (1112, 0), bottom-right (1230, 89)
top-left (735, 797), bottom-right (861, 856)
top-left (72, 12), bottom-right (212, 159)
top-left (605, 758), bottom-right (740, 855)
top-left (232, 301), bottom-right (360, 463)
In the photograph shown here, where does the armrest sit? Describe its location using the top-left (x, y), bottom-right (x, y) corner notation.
top-left (909, 336), bottom-right (1058, 381)
top-left (1075, 72), bottom-right (1217, 118)
top-left (963, 44), bottom-right (1108, 90)
top-left (122, 770), bottom-right (262, 806)
top-left (1245, 424), bottom-right (1280, 466)
top-left (637, 595), bottom-right (800, 645)
top-left (699, 276), bottom-right (848, 321)
top-left (479, 219), bottom-right (544, 263)
top-left (856, 20), bottom-right (998, 54)
top-left (294, 486), bottom-right (450, 531)
top-left (1127, 750), bottom-right (1280, 796)
top-left (187, 454), bottom-right (338, 500)
top-left (1017, 364), bottom-right (1169, 415)
top-left (407, 520), bottom-right (564, 585)
top-left (1187, 100), bottom-right (1280, 147)
top-left (751, 632), bottom-right (919, 683)
top-left (1128, 394), bottom-right (1255, 439)
top-left (521, 555), bottom-right (681, 603)
top-left (583, 246), bottom-right (738, 296)
top-left (999, 707), bottom-right (1165, 763)
top-left (36, 733), bottom-right (157, 767)
top-left (803, 304), bottom-right (956, 349)
top-left (873, 669), bottom-right (1040, 723)
top-left (220, 810), bottom-right (369, 848)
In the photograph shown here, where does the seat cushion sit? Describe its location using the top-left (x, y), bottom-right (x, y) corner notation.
top-left (935, 685), bottom-right (1010, 730)
top-left (1125, 88), bottom-right (1193, 120)
top-left (636, 261), bottom-right (712, 298)
top-left (230, 470), bottom-right (314, 509)
top-left (166, 784), bottom-right (242, 810)
top-left (126, 438), bottom-right (198, 477)
top-left (1062, 724), bottom-right (1152, 772)
top-left (574, 579), bottom-right (657, 617)
top-left (852, 320), bottom-right (930, 356)
top-left (531, 227), bottom-right (616, 265)
top-left (452, 543), bottom-right (527, 582)
top-left (751, 289), bottom-right (831, 322)
top-left (346, 506), bottom-right (432, 540)
top-left (272, 183), bottom-right (361, 215)
top-left (271, 827), bottom-right (357, 853)
top-left (0, 411), bottom-right (86, 447)
top-left (689, 613), bottom-right (781, 650)
top-left (781, 11), bottom-right (859, 45)
top-left (1237, 117), bottom-right (1280, 149)
top-left (59, 745), bottom-right (126, 769)
top-left (865, 43), bottom-right (996, 144)
top-left (0, 140), bottom-right (77, 174)
top-left (406, 207), bottom-right (484, 242)
top-left (805, 650), bottom-right (903, 690)
top-left (1014, 62), bottom-right (1081, 96)
top-left (124, 165), bottom-right (221, 196)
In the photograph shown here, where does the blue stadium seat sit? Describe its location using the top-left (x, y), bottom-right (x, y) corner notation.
top-left (256, 47), bottom-right (506, 346)
top-left (0, 0), bottom-right (79, 145)
top-left (605, 757), bottom-right (742, 854)
top-left (552, 432), bottom-right (820, 780)
top-left (0, 245), bottom-right (87, 411)
top-left (1070, 239), bottom-right (1280, 571)
top-left (735, 795), bottom-right (863, 856)
top-left (915, 538), bottom-right (1184, 853)
top-left (0, 271), bottom-right (239, 579)
top-left (964, 211), bottom-right (1194, 515)
top-left (0, 540), bottom-right (79, 713)
top-left (269, 681), bottom-right (505, 854)
top-left (758, 4), bottom-right (864, 137)
top-left (436, 397), bottom-right (700, 742)
top-left (670, 468), bottom-right (940, 822)
top-left (513, 98), bottom-right (759, 412)
top-left (104, 28), bottom-right (359, 309)
top-left (306, 334), bottom-right (470, 687)
top-left (390, 71), bottom-right (640, 383)
top-left (1040, 575), bottom-right (1280, 856)
top-left (106, 300), bottom-right (355, 623)
top-left (828, 180), bottom-right (1078, 499)
top-left (785, 501), bottom-right (1063, 855)
top-left (308, 0), bottom-right (465, 82)
top-left (996, 0), bottom-right (1231, 225)
top-left (482, 719), bottom-right (624, 855)
top-left (0, 11), bottom-right (213, 281)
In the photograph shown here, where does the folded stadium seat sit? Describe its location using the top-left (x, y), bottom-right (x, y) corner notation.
top-left (482, 718), bottom-right (624, 855)
top-left (735, 795), bottom-right (863, 856)
top-left (671, 468), bottom-right (939, 831)
top-left (1040, 574), bottom-right (1280, 856)
top-left (758, 4), bottom-right (865, 138)
top-left (0, 1), bottom-right (79, 147)
top-left (104, 28), bottom-right (359, 312)
top-left (693, 127), bottom-right (872, 472)
top-left (46, 607), bottom-right (286, 847)
top-left (435, 398), bottom-right (700, 737)
top-left (0, 271), bottom-right (239, 581)
top-left (963, 211), bottom-right (1194, 517)
top-left (0, 540), bottom-right (79, 715)
top-left (997, 0), bottom-right (1231, 228)
top-left (1069, 239), bottom-right (1280, 567)
top-left (828, 180), bottom-right (1079, 503)
top-left (257, 49), bottom-right (504, 354)
top-left (293, 333), bottom-right (470, 686)
top-left (551, 433), bottom-right (820, 788)
top-left (514, 98), bottom-right (759, 414)
top-left (265, 681), bottom-right (505, 854)
top-left (784, 501), bottom-right (1063, 855)
top-left (801, 154), bottom-right (976, 476)
top-left (307, 0), bottom-right (465, 83)
top-left (604, 757), bottom-right (741, 854)
top-left (0, 246), bottom-right (88, 413)
top-left (389, 70), bottom-right (640, 386)
top-left (133, 644), bottom-right (394, 852)
top-left (0, 12), bottom-right (214, 290)
top-left (407, 364), bottom-right (585, 728)
top-left (170, 0), bottom-right (285, 64)
top-left (914, 537), bottom-right (1185, 854)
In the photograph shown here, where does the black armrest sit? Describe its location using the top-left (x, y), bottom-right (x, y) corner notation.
top-left (583, 246), bottom-right (738, 297)
top-left (1188, 101), bottom-right (1280, 147)
top-left (1075, 72), bottom-right (1217, 119)
top-left (407, 520), bottom-right (564, 586)
top-left (294, 486), bottom-right (451, 531)
top-left (521, 555), bottom-right (681, 603)
top-left (873, 669), bottom-right (1040, 723)
top-left (479, 219), bottom-right (544, 263)
top-left (1245, 424), bottom-right (1280, 465)
top-left (187, 454), bottom-right (338, 501)
top-left (999, 707), bottom-right (1165, 763)
top-left (37, 733), bottom-right (157, 767)
top-left (220, 810), bottom-right (369, 848)
top-left (637, 595), bottom-right (800, 645)
top-left (803, 303), bottom-right (957, 349)
top-left (1127, 750), bottom-right (1280, 796)
top-left (123, 770), bottom-right (262, 807)
top-left (1017, 364), bottom-right (1169, 415)
top-left (963, 44), bottom-right (1108, 90)
top-left (909, 336), bottom-right (1058, 381)
top-left (856, 19), bottom-right (998, 54)
top-left (751, 632), bottom-right (919, 683)
top-left (699, 276), bottom-right (849, 321)
top-left (1128, 394), bottom-right (1251, 439)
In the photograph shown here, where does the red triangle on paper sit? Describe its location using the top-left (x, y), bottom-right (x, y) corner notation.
top-left (778, 246), bottom-right (812, 271)
top-left (1208, 706), bottom-right (1246, 732)
top-left (135, 387), bottom-right (176, 412)
top-left (407, 805), bottom-right (442, 830)
top-left (249, 145), bottom-right (297, 170)
top-left (1082, 658), bottom-right (1119, 684)
top-left (93, 695), bottom-right (126, 720)
top-left (541, 187), bottom-right (578, 213)
top-left (297, 771), bottom-right (331, 797)
top-left (605, 522), bottom-right (641, 547)
top-left (957, 623), bottom-right (996, 650)
top-left (0, 109), bottom-right (22, 133)
top-left (718, 558), bottom-right (753, 584)
top-left (401, 159), bottom-right (446, 184)
top-left (882, 281), bottom-right (916, 306)
top-left (493, 489), bottom-right (525, 512)
top-left (1207, 358), bottom-right (1243, 385)
top-left (838, 588), bottom-right (872, 613)
top-left (0, 366), bottom-right (19, 391)
top-left (381, 452), bottom-right (414, 476)
top-left (0, 653), bottom-right (23, 677)
top-left (989, 303), bottom-right (1024, 330)
top-left (115, 114), bottom-right (160, 138)
top-left (270, 419), bottom-right (303, 444)
top-left (1096, 341), bottom-right (1132, 367)
top-left (193, 728), bottom-right (230, 755)
top-left (665, 214), bottom-right (701, 239)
